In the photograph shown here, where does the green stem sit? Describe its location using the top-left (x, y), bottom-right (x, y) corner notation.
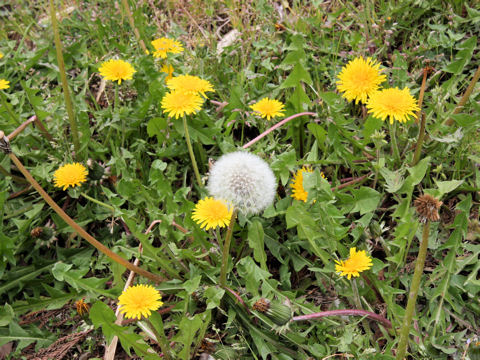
top-left (219, 210), bottom-right (237, 286)
top-left (0, 164), bottom-right (29, 183)
top-left (412, 112), bottom-right (426, 166)
top-left (298, 117), bottom-right (305, 158)
top-left (80, 192), bottom-right (114, 213)
top-left (363, 0), bottom-right (371, 48)
top-left (0, 92), bottom-right (20, 125)
top-left (49, 0), bottom-right (80, 155)
top-left (351, 278), bottom-right (362, 309)
top-left (182, 115), bottom-right (202, 187)
top-left (120, 0), bottom-right (147, 53)
top-left (352, 278), bottom-right (375, 346)
top-left (395, 220), bottom-right (430, 360)
top-left (215, 228), bottom-right (223, 252)
top-left (104, 84), bottom-right (119, 147)
top-left (373, 148), bottom-right (380, 189)
top-left (146, 318), bottom-right (171, 360)
top-left (114, 84), bottom-right (125, 148)
top-left (4, 204), bottom-right (34, 220)
top-left (389, 121), bottom-right (400, 163)
top-left (240, 120), bottom-right (245, 144)
top-left (21, 82), bottom-right (54, 142)
top-left (445, 65), bottom-right (480, 126)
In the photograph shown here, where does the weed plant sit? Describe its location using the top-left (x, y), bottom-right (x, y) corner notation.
top-left (0, 1), bottom-right (479, 359)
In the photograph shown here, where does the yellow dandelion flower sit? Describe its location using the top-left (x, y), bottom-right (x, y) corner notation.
top-left (290, 167), bottom-right (313, 202)
top-left (98, 59), bottom-right (136, 84)
top-left (0, 52), bottom-right (3, 59)
top-left (192, 197), bottom-right (233, 230)
top-left (366, 87), bottom-right (420, 124)
top-left (53, 163), bottom-right (88, 190)
top-left (290, 167), bottom-right (325, 202)
top-left (0, 79), bottom-right (10, 90)
top-left (335, 247), bottom-right (373, 280)
top-left (161, 64), bottom-right (174, 82)
top-left (151, 37), bottom-right (183, 59)
top-left (336, 57), bottom-right (386, 104)
top-left (161, 90), bottom-right (203, 119)
top-left (118, 284), bottom-right (163, 320)
top-left (166, 74), bottom-right (215, 97)
top-left (250, 98), bottom-right (285, 120)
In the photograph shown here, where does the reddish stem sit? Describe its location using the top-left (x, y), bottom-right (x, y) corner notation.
top-left (223, 285), bottom-right (251, 314)
top-left (7, 115), bottom-right (37, 140)
top-left (243, 112), bottom-right (316, 149)
top-left (292, 309), bottom-right (391, 328)
top-left (331, 173), bottom-right (371, 192)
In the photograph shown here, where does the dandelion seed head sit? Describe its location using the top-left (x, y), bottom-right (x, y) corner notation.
top-left (207, 151), bottom-right (276, 215)
top-left (414, 194), bottom-right (442, 222)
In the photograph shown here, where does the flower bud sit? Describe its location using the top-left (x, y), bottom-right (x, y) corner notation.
top-left (252, 298), bottom-right (292, 326)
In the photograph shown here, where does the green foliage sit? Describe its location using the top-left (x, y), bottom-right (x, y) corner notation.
top-left (0, 0), bottom-right (479, 358)
top-left (90, 301), bottom-right (160, 359)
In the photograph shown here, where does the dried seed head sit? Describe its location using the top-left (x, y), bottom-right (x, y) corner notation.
top-left (266, 302), bottom-right (293, 326)
top-left (30, 227), bottom-right (43, 238)
top-left (75, 299), bottom-right (90, 316)
top-left (199, 339), bottom-right (215, 354)
top-left (252, 298), bottom-right (271, 313)
top-left (0, 131), bottom-right (11, 154)
top-left (414, 194), bottom-right (442, 222)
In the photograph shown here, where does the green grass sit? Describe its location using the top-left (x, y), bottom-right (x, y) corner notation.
top-left (0, 0), bottom-right (479, 359)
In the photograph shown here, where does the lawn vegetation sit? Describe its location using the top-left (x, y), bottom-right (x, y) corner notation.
top-left (0, 1), bottom-right (479, 359)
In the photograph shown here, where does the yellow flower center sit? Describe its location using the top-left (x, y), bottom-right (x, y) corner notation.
top-left (335, 247), bottom-right (373, 280)
top-left (192, 197), bottom-right (233, 230)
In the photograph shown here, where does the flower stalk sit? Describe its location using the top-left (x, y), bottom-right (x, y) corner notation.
top-left (0, 92), bottom-right (20, 125)
top-left (114, 83), bottom-right (127, 148)
top-left (351, 278), bottom-right (375, 343)
top-left (146, 318), bottom-right (171, 360)
top-left (445, 65), bottom-right (480, 126)
top-left (219, 209), bottom-right (237, 286)
top-left (412, 112), bottom-right (426, 166)
top-left (415, 66), bottom-right (429, 122)
top-left (389, 122), bottom-right (401, 162)
top-left (5, 115), bottom-right (53, 142)
top-left (0, 134), bottom-right (163, 282)
top-left (395, 220), bottom-right (431, 360)
top-left (80, 192), bottom-right (115, 213)
top-left (49, 0), bottom-right (80, 155)
top-left (243, 112), bottom-right (316, 149)
top-left (182, 115), bottom-right (202, 187)
top-left (120, 0), bottom-right (147, 53)
top-left (292, 309), bottom-right (391, 329)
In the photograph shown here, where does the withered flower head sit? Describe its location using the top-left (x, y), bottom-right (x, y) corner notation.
top-left (75, 299), bottom-right (90, 316)
top-left (31, 227), bottom-right (44, 238)
top-left (252, 298), bottom-right (271, 313)
top-left (252, 298), bottom-right (292, 326)
top-left (199, 339), bottom-right (216, 354)
top-left (414, 194), bottom-right (442, 222)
